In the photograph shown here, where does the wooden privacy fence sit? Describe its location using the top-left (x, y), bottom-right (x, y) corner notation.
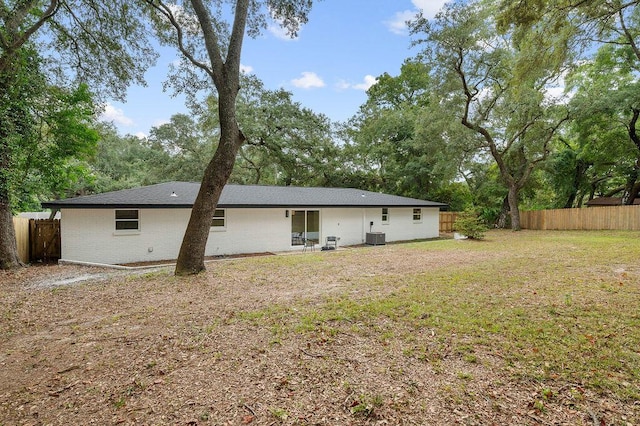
top-left (439, 212), bottom-right (458, 233)
top-left (12, 217), bottom-right (30, 263)
top-left (11, 217), bottom-right (61, 263)
top-left (520, 205), bottom-right (640, 231)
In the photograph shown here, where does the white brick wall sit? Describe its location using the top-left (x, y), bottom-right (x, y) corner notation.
top-left (60, 206), bottom-right (441, 264)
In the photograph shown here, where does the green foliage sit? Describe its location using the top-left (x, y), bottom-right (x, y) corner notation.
top-left (182, 75), bottom-right (344, 186)
top-left (0, 0), bottom-right (155, 267)
top-left (75, 73), bottom-right (341, 194)
top-left (563, 41), bottom-right (640, 204)
top-left (1, 46), bottom-right (98, 212)
top-left (232, 75), bottom-right (340, 186)
top-left (495, 0), bottom-right (640, 206)
top-left (268, 407), bottom-right (289, 421)
top-left (453, 210), bottom-right (489, 240)
top-left (146, 113), bottom-right (218, 183)
top-left (346, 59), bottom-right (462, 203)
top-left (409, 0), bottom-right (571, 229)
top-left (83, 124), bottom-right (157, 193)
top-left (0, 1), bottom-right (156, 101)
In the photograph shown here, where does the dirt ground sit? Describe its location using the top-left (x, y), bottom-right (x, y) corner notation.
top-left (0, 239), bottom-right (637, 425)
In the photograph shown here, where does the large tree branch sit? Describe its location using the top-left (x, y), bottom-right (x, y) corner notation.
top-left (145, 0), bottom-right (215, 81)
top-left (517, 114), bottom-right (570, 190)
top-left (0, 0), bottom-right (59, 73)
top-left (454, 47), bottom-right (512, 185)
top-left (59, 3), bottom-right (102, 46)
top-left (189, 0), bottom-right (226, 88)
top-left (225, 0), bottom-right (249, 84)
top-left (618, 7), bottom-right (640, 64)
top-left (503, 113), bottom-right (541, 154)
top-left (5, 0), bottom-right (58, 50)
top-left (459, 96), bottom-right (511, 186)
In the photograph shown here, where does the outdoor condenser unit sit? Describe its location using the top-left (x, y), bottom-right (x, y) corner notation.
top-left (365, 232), bottom-right (385, 245)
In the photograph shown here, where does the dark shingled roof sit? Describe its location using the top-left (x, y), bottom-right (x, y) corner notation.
top-left (42, 182), bottom-right (447, 209)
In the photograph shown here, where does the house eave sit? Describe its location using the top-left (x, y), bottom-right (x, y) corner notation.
top-left (43, 203), bottom-right (447, 210)
top-left (41, 203), bottom-right (194, 209)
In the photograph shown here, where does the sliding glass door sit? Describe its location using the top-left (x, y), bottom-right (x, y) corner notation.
top-left (291, 210), bottom-right (319, 245)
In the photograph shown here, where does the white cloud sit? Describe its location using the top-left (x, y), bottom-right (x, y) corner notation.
top-left (384, 10), bottom-right (417, 36)
top-left (291, 72), bottom-right (325, 89)
top-left (240, 64), bottom-right (254, 74)
top-left (544, 88), bottom-right (573, 107)
top-left (353, 75), bottom-right (378, 91)
top-left (336, 75), bottom-right (378, 91)
top-left (100, 103), bottom-right (134, 127)
top-left (268, 24), bottom-right (297, 41)
top-left (134, 132), bottom-right (147, 139)
top-left (385, 1), bottom-right (450, 35)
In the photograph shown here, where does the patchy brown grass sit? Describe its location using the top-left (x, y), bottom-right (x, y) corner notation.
top-left (0, 230), bottom-right (639, 425)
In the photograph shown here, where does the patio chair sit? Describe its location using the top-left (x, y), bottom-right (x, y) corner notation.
top-left (302, 237), bottom-right (316, 252)
top-left (291, 232), bottom-right (303, 245)
top-left (325, 236), bottom-right (338, 249)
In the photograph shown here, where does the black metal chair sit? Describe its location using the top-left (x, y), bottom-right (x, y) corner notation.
top-left (291, 232), bottom-right (303, 245)
top-left (302, 237), bottom-right (316, 252)
top-left (325, 236), bottom-right (338, 249)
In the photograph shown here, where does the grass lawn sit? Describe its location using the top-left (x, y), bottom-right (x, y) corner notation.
top-left (0, 230), bottom-right (639, 425)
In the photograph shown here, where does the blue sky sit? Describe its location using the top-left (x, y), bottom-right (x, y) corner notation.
top-left (102, 0), bottom-right (449, 137)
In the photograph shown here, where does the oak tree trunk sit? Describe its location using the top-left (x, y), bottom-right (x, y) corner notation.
top-left (171, 0), bottom-right (250, 275)
top-left (507, 184), bottom-right (521, 231)
top-left (495, 196), bottom-right (510, 229)
top-left (0, 86), bottom-right (23, 269)
top-left (0, 146), bottom-right (22, 269)
top-left (0, 208), bottom-right (22, 270)
top-left (174, 118), bottom-right (245, 275)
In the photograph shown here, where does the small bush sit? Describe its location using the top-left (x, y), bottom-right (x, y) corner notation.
top-left (453, 210), bottom-right (489, 240)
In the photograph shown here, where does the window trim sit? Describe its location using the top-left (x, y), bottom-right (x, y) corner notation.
top-left (114, 209), bottom-right (140, 234)
top-left (381, 207), bottom-right (389, 225)
top-left (412, 208), bottom-right (422, 223)
top-left (210, 208), bottom-right (226, 231)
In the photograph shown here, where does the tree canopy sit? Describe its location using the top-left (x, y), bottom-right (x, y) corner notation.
top-left (0, 0), bottom-right (156, 269)
top-left (4, 0), bottom-right (640, 271)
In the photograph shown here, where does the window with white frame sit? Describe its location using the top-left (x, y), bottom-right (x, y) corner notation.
top-left (381, 207), bottom-right (389, 224)
top-left (413, 208), bottom-right (422, 222)
top-left (211, 209), bottom-right (226, 229)
top-left (115, 210), bottom-right (139, 231)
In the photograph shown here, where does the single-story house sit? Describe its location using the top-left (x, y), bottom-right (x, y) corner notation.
top-left (42, 182), bottom-right (447, 265)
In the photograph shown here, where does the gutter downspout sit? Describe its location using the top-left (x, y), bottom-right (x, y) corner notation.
top-left (361, 208), bottom-right (366, 244)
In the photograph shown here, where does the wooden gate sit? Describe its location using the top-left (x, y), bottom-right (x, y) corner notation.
top-left (30, 219), bottom-right (61, 261)
top-left (439, 212), bottom-right (459, 233)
